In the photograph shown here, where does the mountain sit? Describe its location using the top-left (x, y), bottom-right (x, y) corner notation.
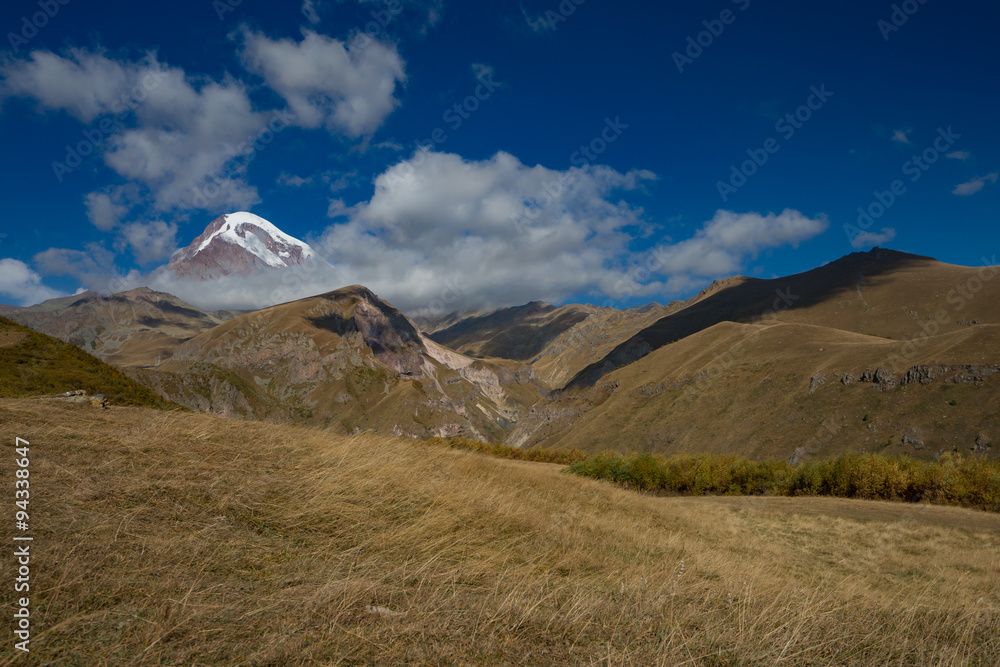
top-left (5, 287), bottom-right (241, 367)
top-left (507, 249), bottom-right (1000, 460)
top-left (427, 301), bottom-right (676, 388)
top-left (565, 248), bottom-right (1000, 389)
top-left (128, 285), bottom-right (546, 440)
top-left (0, 315), bottom-right (179, 409)
top-left (165, 211), bottom-right (325, 280)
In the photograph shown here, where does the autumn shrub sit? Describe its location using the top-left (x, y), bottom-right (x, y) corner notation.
top-left (567, 449), bottom-right (1000, 512)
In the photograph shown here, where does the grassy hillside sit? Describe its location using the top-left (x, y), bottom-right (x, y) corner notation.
top-left (567, 249), bottom-right (1000, 389)
top-left (509, 321), bottom-right (1000, 460)
top-left (2, 399), bottom-right (997, 664)
top-left (0, 316), bottom-right (179, 409)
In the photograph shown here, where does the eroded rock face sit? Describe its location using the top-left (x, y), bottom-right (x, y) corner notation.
top-left (351, 297), bottom-right (426, 377)
top-left (902, 428), bottom-right (925, 449)
top-left (972, 434), bottom-right (992, 453)
top-left (808, 373), bottom-right (827, 395)
top-left (853, 364), bottom-right (1000, 391)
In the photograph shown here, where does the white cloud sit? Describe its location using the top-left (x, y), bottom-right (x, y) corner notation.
top-left (891, 128), bottom-right (911, 144)
top-left (324, 170), bottom-right (359, 192)
top-left (277, 172), bottom-right (313, 188)
top-left (326, 198), bottom-right (356, 218)
top-left (33, 244), bottom-right (122, 292)
top-left (850, 227), bottom-right (896, 250)
top-left (952, 173), bottom-right (998, 196)
top-left (647, 209), bottom-right (829, 282)
top-left (240, 28), bottom-right (405, 138)
top-left (301, 0), bottom-right (321, 23)
top-left (145, 260), bottom-right (340, 312)
top-left (0, 49), bottom-right (140, 122)
top-left (2, 48), bottom-right (267, 212)
top-left (286, 150), bottom-right (826, 316)
top-left (84, 190), bottom-right (130, 230)
top-left (117, 220), bottom-right (178, 265)
top-left (0, 258), bottom-right (63, 306)
top-left (946, 150), bottom-right (971, 161)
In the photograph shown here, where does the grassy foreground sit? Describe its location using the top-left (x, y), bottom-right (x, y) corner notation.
top-left (1, 399), bottom-right (998, 665)
top-left (567, 451), bottom-right (1000, 512)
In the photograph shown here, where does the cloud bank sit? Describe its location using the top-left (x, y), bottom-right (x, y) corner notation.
top-left (111, 151), bottom-right (828, 316)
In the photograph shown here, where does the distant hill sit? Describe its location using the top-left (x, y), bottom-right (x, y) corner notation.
top-left (0, 316), bottom-right (180, 409)
top-left (4, 287), bottom-right (242, 367)
top-left (428, 300), bottom-right (676, 388)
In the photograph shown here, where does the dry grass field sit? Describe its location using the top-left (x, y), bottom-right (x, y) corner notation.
top-left (1, 399), bottom-right (998, 665)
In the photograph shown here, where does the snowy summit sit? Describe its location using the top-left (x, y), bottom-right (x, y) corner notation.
top-left (166, 212), bottom-right (321, 280)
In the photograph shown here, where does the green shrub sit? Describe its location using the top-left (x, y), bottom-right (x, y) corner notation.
top-left (565, 449), bottom-right (1000, 513)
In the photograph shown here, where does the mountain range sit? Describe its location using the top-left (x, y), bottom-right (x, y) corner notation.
top-left (5, 213), bottom-right (998, 460)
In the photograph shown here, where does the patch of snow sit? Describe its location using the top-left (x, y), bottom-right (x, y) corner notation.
top-left (193, 212), bottom-right (318, 266)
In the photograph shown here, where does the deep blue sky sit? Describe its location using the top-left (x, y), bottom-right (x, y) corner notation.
top-left (0, 0), bottom-right (997, 313)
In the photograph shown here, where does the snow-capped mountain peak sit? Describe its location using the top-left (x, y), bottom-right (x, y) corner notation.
top-left (166, 212), bottom-right (323, 280)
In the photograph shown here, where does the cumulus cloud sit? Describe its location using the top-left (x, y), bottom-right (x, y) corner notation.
top-left (271, 150), bottom-right (826, 317)
top-left (645, 209), bottom-right (829, 291)
top-left (850, 227), bottom-right (896, 250)
top-left (240, 28), bottom-right (405, 137)
top-left (0, 49), bottom-right (140, 122)
top-left (23, 143), bottom-right (827, 316)
top-left (116, 220), bottom-right (179, 265)
top-left (0, 258), bottom-right (63, 306)
top-left (952, 173), bottom-right (998, 196)
top-left (946, 150), bottom-right (971, 161)
top-left (2, 48), bottom-right (267, 212)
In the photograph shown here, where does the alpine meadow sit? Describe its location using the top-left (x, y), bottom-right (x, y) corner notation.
top-left (0, 0), bottom-right (998, 664)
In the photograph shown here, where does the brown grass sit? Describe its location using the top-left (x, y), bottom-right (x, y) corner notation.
top-left (1, 399), bottom-right (998, 665)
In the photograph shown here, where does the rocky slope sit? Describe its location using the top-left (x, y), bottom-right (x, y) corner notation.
top-left (131, 285), bottom-right (547, 440)
top-left (428, 301), bottom-right (675, 388)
